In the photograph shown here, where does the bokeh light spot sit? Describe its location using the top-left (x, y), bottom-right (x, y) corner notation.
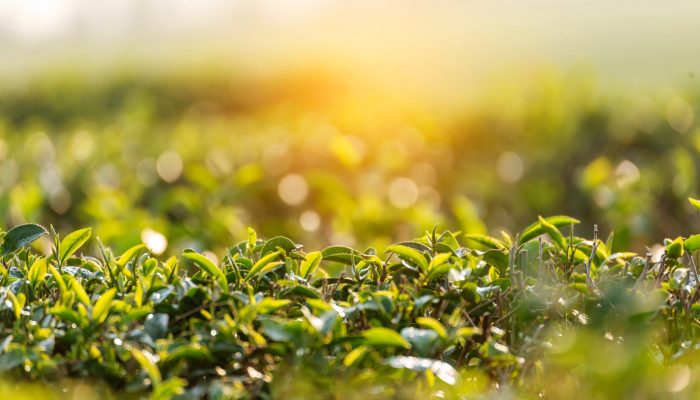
top-left (157, 150), bottom-right (183, 183)
top-left (388, 177), bottom-right (419, 209)
top-left (300, 210), bottom-right (321, 232)
top-left (615, 160), bottom-right (640, 189)
top-left (278, 174), bottom-right (308, 205)
top-left (667, 96), bottom-right (694, 134)
top-left (141, 228), bottom-right (168, 255)
top-left (496, 152), bottom-right (524, 184)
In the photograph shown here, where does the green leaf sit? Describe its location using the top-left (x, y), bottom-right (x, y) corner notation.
top-left (689, 197), bottom-right (700, 212)
top-left (144, 313), bottom-right (170, 340)
top-left (2, 223), bottom-right (47, 255)
top-left (463, 234), bottom-right (506, 250)
top-left (92, 288), bottom-right (117, 323)
top-left (363, 327), bottom-right (411, 349)
top-left (59, 228), bottom-right (91, 264)
top-left (299, 251), bottom-right (322, 279)
top-left (321, 246), bottom-right (363, 265)
top-left (260, 236), bottom-right (297, 257)
top-left (162, 344), bottom-right (213, 364)
top-left (519, 216), bottom-right (579, 245)
top-left (246, 250), bottom-right (282, 281)
top-left (386, 244), bottom-right (428, 271)
top-left (182, 252), bottom-right (228, 290)
top-left (481, 249), bottom-right (509, 275)
top-left (128, 346), bottom-right (162, 385)
top-left (537, 216), bottom-right (568, 251)
top-left (685, 234), bottom-right (700, 252)
top-left (400, 328), bottom-right (439, 356)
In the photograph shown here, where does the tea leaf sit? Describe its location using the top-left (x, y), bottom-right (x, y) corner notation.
top-left (59, 228), bottom-right (91, 264)
top-left (27, 257), bottom-right (48, 289)
top-left (2, 224), bottom-right (47, 255)
top-left (299, 251), bottom-right (322, 279)
top-left (363, 327), bottom-right (411, 349)
top-left (386, 245), bottom-right (428, 271)
top-left (128, 346), bottom-right (162, 385)
top-left (182, 252), bottom-right (228, 290)
top-left (92, 288), bottom-right (117, 323)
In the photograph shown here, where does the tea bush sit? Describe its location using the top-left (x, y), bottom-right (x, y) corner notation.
top-left (2, 70), bottom-right (700, 255)
top-left (4, 203), bottom-right (700, 398)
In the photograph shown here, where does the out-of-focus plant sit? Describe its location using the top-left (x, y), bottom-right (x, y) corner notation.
top-left (1, 69), bottom-right (699, 256)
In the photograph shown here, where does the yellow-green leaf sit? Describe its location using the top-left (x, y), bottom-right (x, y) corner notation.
top-left (128, 346), bottom-right (162, 385)
top-left (363, 327), bottom-right (411, 349)
top-left (66, 275), bottom-right (91, 306)
top-left (343, 345), bottom-right (368, 367)
top-left (685, 234), bottom-right (700, 252)
top-left (463, 234), bottom-right (506, 250)
top-left (182, 252), bottom-right (228, 290)
top-left (59, 228), bottom-right (91, 264)
top-left (247, 227), bottom-right (257, 250)
top-left (689, 197), bottom-right (700, 212)
top-left (520, 215), bottom-right (580, 245)
top-left (27, 257), bottom-right (48, 289)
top-left (537, 216), bottom-right (567, 251)
top-left (92, 288), bottom-right (117, 323)
top-left (6, 291), bottom-right (23, 319)
top-left (386, 245), bottom-right (428, 271)
top-left (428, 253), bottom-right (452, 272)
top-left (416, 317), bottom-right (448, 339)
top-left (246, 250), bottom-right (281, 281)
top-left (117, 244), bottom-right (146, 268)
top-left (665, 236), bottom-right (684, 259)
top-left (456, 327), bottom-right (482, 338)
top-left (48, 266), bottom-right (66, 293)
top-left (299, 251), bottom-right (322, 279)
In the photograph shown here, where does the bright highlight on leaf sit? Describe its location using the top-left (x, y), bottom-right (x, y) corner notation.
top-left (689, 197), bottom-right (700, 212)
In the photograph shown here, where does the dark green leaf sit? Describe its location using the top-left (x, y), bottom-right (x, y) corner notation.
top-left (2, 224), bottom-right (47, 255)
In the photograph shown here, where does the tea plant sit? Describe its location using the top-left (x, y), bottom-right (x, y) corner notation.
top-left (3, 208), bottom-right (700, 398)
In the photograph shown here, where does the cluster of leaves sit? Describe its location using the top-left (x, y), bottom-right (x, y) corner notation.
top-left (4, 205), bottom-right (700, 398)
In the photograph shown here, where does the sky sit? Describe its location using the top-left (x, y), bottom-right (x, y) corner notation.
top-left (1, 0), bottom-right (699, 103)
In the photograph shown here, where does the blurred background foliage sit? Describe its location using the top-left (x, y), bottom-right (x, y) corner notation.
top-left (1, 66), bottom-right (699, 256)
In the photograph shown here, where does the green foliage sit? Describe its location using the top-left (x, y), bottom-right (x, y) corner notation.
top-left (3, 72), bottom-right (700, 257)
top-left (3, 218), bottom-right (700, 398)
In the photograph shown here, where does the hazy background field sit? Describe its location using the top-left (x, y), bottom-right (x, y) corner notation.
top-left (2, 0), bottom-right (700, 255)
